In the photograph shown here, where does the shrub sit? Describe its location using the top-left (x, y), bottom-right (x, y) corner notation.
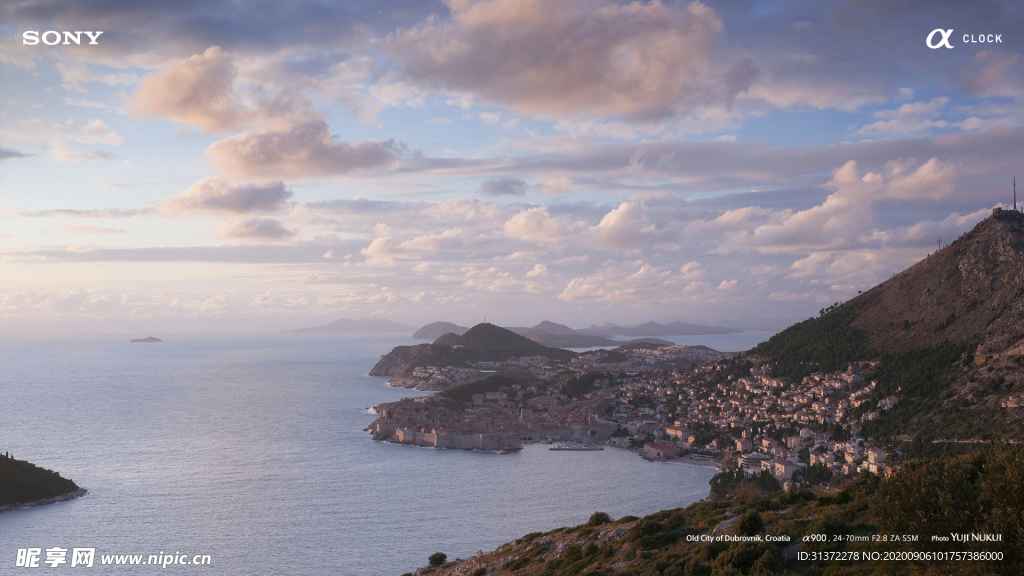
top-left (735, 511), bottom-right (764, 536)
top-left (428, 552), bottom-right (447, 567)
top-left (588, 511), bottom-right (612, 526)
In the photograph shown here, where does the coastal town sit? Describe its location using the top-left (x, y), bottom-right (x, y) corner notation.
top-left (367, 341), bottom-right (904, 490)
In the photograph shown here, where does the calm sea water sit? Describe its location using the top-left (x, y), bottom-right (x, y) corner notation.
top-left (0, 334), bottom-right (716, 575)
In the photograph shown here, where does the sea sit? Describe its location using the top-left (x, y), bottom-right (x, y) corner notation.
top-left (0, 334), bottom-right (721, 575)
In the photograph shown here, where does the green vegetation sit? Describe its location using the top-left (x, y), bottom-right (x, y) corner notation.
top-left (749, 301), bottom-right (871, 381)
top-left (0, 454), bottom-right (79, 508)
top-left (440, 374), bottom-right (520, 404)
top-left (454, 323), bottom-right (573, 360)
top-left (436, 443), bottom-right (1022, 576)
top-left (859, 339), bottom-right (1024, 442)
top-left (599, 350), bottom-right (628, 363)
top-left (562, 372), bottom-right (608, 399)
top-left (735, 510), bottom-right (763, 536)
top-left (428, 552), bottom-right (447, 566)
top-left (392, 323), bottom-right (575, 376)
top-left (709, 469), bottom-right (782, 497)
top-left (587, 511), bottom-right (611, 527)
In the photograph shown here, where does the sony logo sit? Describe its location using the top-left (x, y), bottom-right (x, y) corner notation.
top-left (22, 31), bottom-right (104, 45)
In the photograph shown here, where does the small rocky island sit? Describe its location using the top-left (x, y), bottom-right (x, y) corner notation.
top-left (130, 336), bottom-right (163, 342)
top-left (0, 453), bottom-right (87, 512)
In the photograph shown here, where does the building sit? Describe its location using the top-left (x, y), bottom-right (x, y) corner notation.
top-left (774, 460), bottom-right (797, 480)
top-left (527, 396), bottom-right (557, 410)
top-left (644, 442), bottom-right (681, 460)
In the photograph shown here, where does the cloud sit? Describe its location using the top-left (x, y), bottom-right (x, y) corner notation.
top-left (19, 207), bottom-right (152, 219)
top-left (503, 206), bottom-right (583, 242)
top-left (0, 148), bottom-right (34, 161)
top-left (558, 261), bottom-right (713, 303)
top-left (205, 121), bottom-right (405, 179)
top-left (541, 176), bottom-right (573, 195)
top-left (526, 263), bottom-right (547, 277)
top-left (719, 157), bottom-right (960, 253)
top-left (58, 225), bottom-right (125, 234)
top-left (56, 62), bottom-right (136, 93)
top-left (963, 50), bottom-right (1022, 97)
top-left (62, 97), bottom-right (108, 109)
top-left (54, 119), bottom-right (125, 146)
top-left (387, 0), bottom-right (752, 121)
top-left (214, 217), bottom-right (295, 241)
top-left (589, 201), bottom-right (668, 250)
top-left (478, 177), bottom-right (528, 196)
top-left (855, 98), bottom-right (949, 136)
top-left (742, 77), bottom-right (885, 111)
top-left (162, 178), bottom-right (292, 214)
top-left (126, 46), bottom-right (251, 133)
top-left (478, 112), bottom-right (501, 125)
top-left (50, 144), bottom-right (118, 164)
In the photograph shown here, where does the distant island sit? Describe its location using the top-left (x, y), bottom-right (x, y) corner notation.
top-left (0, 453), bottom-right (86, 512)
top-left (130, 336), bottom-right (162, 342)
top-left (284, 318), bottom-right (416, 333)
top-left (412, 319), bottom-right (740, 348)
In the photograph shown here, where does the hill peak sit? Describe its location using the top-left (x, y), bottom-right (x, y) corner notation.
top-left (455, 323), bottom-right (571, 358)
top-left (851, 209), bottom-right (1023, 355)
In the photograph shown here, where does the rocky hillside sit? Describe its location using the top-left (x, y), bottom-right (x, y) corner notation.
top-left (751, 209), bottom-right (1024, 441)
top-left (401, 444), bottom-right (1023, 576)
top-left (853, 208), bottom-right (1023, 356)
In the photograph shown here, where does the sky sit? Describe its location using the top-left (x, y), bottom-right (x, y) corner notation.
top-left (0, 0), bottom-right (1022, 335)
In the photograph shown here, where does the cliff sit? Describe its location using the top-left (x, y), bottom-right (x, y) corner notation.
top-left (369, 343), bottom-right (434, 377)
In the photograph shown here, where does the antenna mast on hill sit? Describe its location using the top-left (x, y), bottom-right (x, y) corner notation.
top-left (1015, 176), bottom-right (1017, 211)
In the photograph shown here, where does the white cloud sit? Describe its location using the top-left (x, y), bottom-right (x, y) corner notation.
top-left (541, 176), bottom-right (573, 195)
top-left (162, 178), bottom-right (292, 214)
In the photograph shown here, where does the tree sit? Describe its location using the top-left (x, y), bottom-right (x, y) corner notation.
top-left (736, 511), bottom-right (764, 536)
top-left (875, 456), bottom-right (983, 551)
top-left (428, 552), bottom-right (447, 567)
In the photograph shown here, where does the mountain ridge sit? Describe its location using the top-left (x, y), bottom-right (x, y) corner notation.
top-left (751, 209), bottom-right (1024, 441)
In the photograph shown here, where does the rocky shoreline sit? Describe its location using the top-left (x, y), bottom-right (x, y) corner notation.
top-left (0, 487), bottom-right (88, 513)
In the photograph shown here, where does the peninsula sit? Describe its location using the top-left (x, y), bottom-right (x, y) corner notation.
top-left (0, 453), bottom-right (86, 512)
top-left (395, 210), bottom-right (1024, 575)
top-left (371, 210), bottom-right (1023, 471)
